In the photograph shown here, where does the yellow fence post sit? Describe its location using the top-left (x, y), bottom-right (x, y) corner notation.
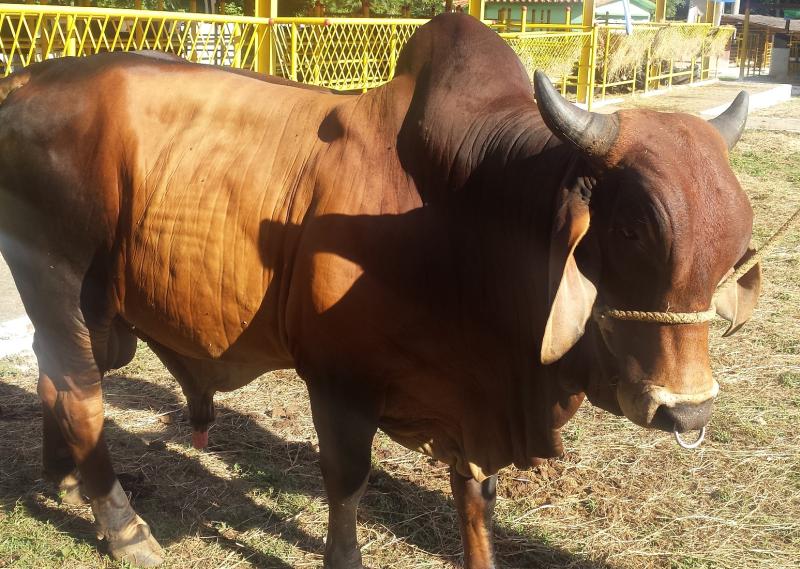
top-left (565, 7), bottom-right (571, 25)
top-left (576, 0), bottom-right (595, 104)
top-left (520, 6), bottom-right (527, 33)
top-left (290, 22), bottom-right (297, 81)
top-left (256, 0), bottom-right (276, 75)
top-left (601, 24), bottom-right (610, 99)
top-left (468, 0), bottom-right (484, 21)
top-left (65, 14), bottom-right (77, 57)
top-left (388, 23), bottom-right (398, 79)
top-left (133, 0), bottom-right (143, 48)
top-left (587, 24), bottom-right (597, 110)
top-left (655, 0), bottom-right (666, 22)
top-left (739, 8), bottom-right (749, 78)
top-left (233, 23), bottom-right (243, 68)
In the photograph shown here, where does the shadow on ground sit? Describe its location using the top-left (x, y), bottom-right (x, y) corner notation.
top-left (0, 375), bottom-right (611, 568)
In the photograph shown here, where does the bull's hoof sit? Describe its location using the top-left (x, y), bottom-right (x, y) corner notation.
top-left (106, 515), bottom-right (164, 567)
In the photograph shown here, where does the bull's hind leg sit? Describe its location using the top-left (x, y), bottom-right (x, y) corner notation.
top-left (40, 317), bottom-right (138, 506)
top-left (2, 251), bottom-right (163, 567)
top-left (34, 322), bottom-right (162, 567)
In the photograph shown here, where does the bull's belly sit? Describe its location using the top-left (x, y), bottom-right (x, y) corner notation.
top-left (119, 221), bottom-right (289, 366)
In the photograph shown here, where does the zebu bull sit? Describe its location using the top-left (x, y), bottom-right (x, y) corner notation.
top-left (0, 14), bottom-right (759, 569)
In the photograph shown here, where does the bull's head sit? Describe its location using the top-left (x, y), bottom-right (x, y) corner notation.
top-left (534, 71), bottom-right (761, 437)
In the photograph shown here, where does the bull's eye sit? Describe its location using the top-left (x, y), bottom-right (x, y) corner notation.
top-left (614, 225), bottom-right (639, 241)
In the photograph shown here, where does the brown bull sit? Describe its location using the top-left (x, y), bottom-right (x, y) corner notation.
top-left (0, 14), bottom-right (760, 569)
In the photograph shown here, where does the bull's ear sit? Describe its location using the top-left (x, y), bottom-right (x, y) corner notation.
top-left (541, 174), bottom-right (597, 365)
top-left (715, 248), bottom-right (761, 337)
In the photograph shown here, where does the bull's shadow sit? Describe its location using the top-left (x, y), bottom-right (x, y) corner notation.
top-left (0, 375), bottom-right (611, 568)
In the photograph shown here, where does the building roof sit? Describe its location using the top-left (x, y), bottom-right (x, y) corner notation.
top-left (597, 0), bottom-right (656, 10)
top-left (722, 13), bottom-right (800, 33)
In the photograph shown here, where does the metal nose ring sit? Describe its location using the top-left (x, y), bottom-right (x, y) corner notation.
top-left (674, 426), bottom-right (706, 449)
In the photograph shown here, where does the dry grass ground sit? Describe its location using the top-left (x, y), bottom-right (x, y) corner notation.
top-left (1, 101), bottom-right (798, 569)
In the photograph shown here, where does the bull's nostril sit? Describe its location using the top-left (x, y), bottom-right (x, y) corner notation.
top-left (651, 399), bottom-right (714, 433)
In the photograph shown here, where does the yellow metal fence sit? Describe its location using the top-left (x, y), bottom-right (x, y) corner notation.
top-left (0, 4), bottom-right (736, 108)
top-left (0, 5), bottom-right (272, 69)
top-left (736, 29), bottom-right (773, 77)
top-left (270, 18), bottom-right (420, 90)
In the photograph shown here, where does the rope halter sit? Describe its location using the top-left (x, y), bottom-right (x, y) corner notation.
top-left (593, 205), bottom-right (799, 450)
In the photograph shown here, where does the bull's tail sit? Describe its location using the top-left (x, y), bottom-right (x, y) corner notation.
top-left (0, 71), bottom-right (30, 107)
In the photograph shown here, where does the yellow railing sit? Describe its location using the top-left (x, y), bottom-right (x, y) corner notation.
top-left (269, 17), bottom-right (422, 91)
top-left (499, 27), bottom-right (593, 100)
top-left (0, 4), bottom-right (736, 105)
top-left (736, 29), bottom-right (773, 77)
top-left (0, 4), bottom-right (273, 71)
top-left (594, 23), bottom-right (734, 100)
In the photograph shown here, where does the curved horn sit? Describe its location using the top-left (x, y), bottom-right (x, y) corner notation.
top-left (533, 70), bottom-right (619, 158)
top-left (709, 90), bottom-right (749, 150)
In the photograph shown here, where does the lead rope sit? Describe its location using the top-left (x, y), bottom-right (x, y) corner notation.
top-left (600, 204), bottom-right (800, 325)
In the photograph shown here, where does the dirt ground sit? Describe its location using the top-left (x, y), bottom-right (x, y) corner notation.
top-left (1, 84), bottom-right (798, 569)
top-left (601, 79), bottom-right (779, 115)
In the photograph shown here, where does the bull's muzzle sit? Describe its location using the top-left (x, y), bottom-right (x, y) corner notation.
top-left (616, 380), bottom-right (719, 432)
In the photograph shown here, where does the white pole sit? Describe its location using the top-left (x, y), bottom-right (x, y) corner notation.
top-left (622, 0), bottom-right (633, 35)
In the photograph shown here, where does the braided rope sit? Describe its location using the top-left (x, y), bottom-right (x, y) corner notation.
top-left (600, 205), bottom-right (800, 324)
top-left (602, 306), bottom-right (717, 324)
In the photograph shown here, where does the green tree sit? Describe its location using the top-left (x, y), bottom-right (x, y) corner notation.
top-left (666, 0), bottom-right (690, 20)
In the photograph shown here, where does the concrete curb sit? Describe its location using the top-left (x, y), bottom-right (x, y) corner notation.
top-left (700, 83), bottom-right (793, 116)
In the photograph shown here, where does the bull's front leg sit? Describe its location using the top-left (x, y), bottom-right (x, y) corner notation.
top-left (450, 469), bottom-right (498, 569)
top-left (36, 349), bottom-right (163, 567)
top-left (307, 380), bottom-right (379, 569)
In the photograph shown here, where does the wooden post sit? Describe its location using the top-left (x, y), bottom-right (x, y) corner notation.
top-left (445, 0), bottom-right (453, 12)
top-left (468, 0), bottom-right (484, 21)
top-left (244, 0), bottom-right (255, 16)
top-left (219, 1), bottom-right (226, 14)
top-left (256, 0), bottom-right (277, 75)
top-left (157, 0), bottom-right (164, 11)
top-left (577, 0), bottom-right (595, 103)
top-left (401, 4), bottom-right (410, 18)
top-left (314, 1), bottom-right (324, 17)
top-left (520, 6), bottom-right (527, 32)
top-left (190, 0), bottom-right (198, 11)
top-left (362, 0), bottom-right (370, 17)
